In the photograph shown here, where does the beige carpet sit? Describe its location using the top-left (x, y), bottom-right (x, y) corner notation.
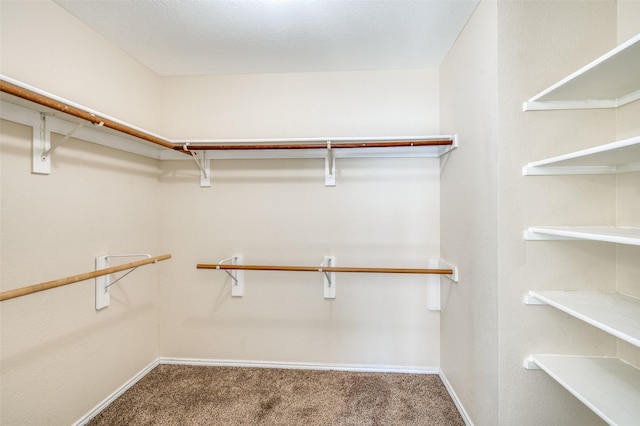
top-left (88, 364), bottom-right (464, 425)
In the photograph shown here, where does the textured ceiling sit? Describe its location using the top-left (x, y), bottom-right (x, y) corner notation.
top-left (55, 0), bottom-right (478, 76)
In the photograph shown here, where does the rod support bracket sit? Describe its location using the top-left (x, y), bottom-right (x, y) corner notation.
top-left (95, 253), bottom-right (151, 310)
top-left (323, 256), bottom-right (336, 299)
top-left (325, 141), bottom-right (336, 186)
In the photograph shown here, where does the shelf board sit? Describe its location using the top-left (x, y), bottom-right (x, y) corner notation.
top-left (524, 33), bottom-right (640, 111)
top-left (523, 136), bottom-right (640, 175)
top-left (526, 291), bottom-right (640, 348)
top-left (525, 226), bottom-right (640, 246)
top-left (525, 354), bottom-right (640, 425)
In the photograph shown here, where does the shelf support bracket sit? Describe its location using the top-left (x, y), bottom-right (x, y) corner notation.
top-left (217, 256), bottom-right (244, 297)
top-left (32, 113), bottom-right (51, 174)
top-left (95, 254), bottom-right (152, 310)
top-left (184, 143), bottom-right (211, 187)
top-left (321, 256), bottom-right (336, 299)
top-left (325, 141), bottom-right (336, 186)
top-left (523, 292), bottom-right (546, 305)
top-left (41, 122), bottom-right (86, 160)
top-left (523, 355), bottom-right (541, 370)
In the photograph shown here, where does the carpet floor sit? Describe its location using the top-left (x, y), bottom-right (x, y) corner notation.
top-left (87, 364), bottom-right (465, 425)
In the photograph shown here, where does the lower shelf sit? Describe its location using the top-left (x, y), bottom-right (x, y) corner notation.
top-left (525, 354), bottom-right (640, 425)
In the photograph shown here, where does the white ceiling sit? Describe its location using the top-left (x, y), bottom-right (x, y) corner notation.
top-left (55, 0), bottom-right (478, 77)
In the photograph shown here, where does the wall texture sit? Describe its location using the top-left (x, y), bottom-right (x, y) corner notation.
top-left (158, 68), bottom-right (443, 368)
top-left (0, 120), bottom-right (162, 425)
top-left (441, 0), bottom-right (639, 424)
top-left (0, 0), bottom-right (162, 133)
top-left (439, 1), bottom-right (499, 425)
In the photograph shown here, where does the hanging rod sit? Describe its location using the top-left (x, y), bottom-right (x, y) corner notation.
top-left (197, 263), bottom-right (453, 275)
top-left (0, 253), bottom-right (171, 302)
top-left (174, 139), bottom-right (453, 151)
top-left (0, 77), bottom-right (187, 154)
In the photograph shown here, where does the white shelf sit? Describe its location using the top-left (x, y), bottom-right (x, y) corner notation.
top-left (523, 33), bottom-right (640, 111)
top-left (525, 291), bottom-right (640, 348)
top-left (523, 136), bottom-right (640, 175)
top-left (525, 354), bottom-right (640, 426)
top-left (525, 226), bottom-right (640, 246)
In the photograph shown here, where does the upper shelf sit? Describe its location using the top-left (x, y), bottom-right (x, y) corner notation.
top-left (0, 75), bottom-right (456, 162)
top-left (523, 33), bottom-right (640, 111)
top-left (523, 136), bottom-right (640, 175)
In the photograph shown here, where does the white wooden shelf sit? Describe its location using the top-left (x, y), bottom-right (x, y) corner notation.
top-left (524, 354), bottom-right (640, 425)
top-left (523, 33), bottom-right (640, 111)
top-left (525, 226), bottom-right (640, 246)
top-left (523, 136), bottom-right (640, 175)
top-left (525, 291), bottom-right (640, 348)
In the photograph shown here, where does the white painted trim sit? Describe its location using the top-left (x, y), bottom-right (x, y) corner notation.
top-left (439, 370), bottom-right (474, 426)
top-left (73, 359), bottom-right (159, 426)
top-left (159, 357), bottom-right (439, 375)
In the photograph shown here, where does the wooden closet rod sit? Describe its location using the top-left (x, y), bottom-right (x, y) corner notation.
top-left (0, 79), bottom-right (185, 153)
top-left (197, 263), bottom-right (453, 275)
top-left (0, 253), bottom-right (172, 302)
top-left (179, 139), bottom-right (453, 151)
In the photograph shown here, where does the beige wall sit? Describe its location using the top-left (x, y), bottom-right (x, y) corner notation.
top-left (158, 69), bottom-right (442, 367)
top-left (0, 0), bottom-right (162, 133)
top-left (1, 1), bottom-right (443, 424)
top-left (442, 0), bottom-right (639, 425)
top-left (0, 120), bottom-right (162, 425)
top-left (439, 1), bottom-right (499, 425)
top-left (161, 69), bottom-right (439, 139)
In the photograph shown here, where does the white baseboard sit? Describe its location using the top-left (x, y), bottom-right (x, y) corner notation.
top-left (439, 370), bottom-right (474, 426)
top-left (160, 357), bottom-right (439, 374)
top-left (74, 357), bottom-right (443, 424)
top-left (73, 358), bottom-right (159, 426)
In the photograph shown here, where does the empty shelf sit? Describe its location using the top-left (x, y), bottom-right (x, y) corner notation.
top-left (523, 136), bottom-right (640, 175)
top-left (523, 33), bottom-right (640, 111)
top-left (525, 226), bottom-right (640, 246)
top-left (525, 355), bottom-right (640, 425)
top-left (526, 291), bottom-right (640, 348)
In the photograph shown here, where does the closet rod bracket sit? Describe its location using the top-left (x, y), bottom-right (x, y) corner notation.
top-left (184, 143), bottom-right (211, 187)
top-left (96, 253), bottom-right (152, 310)
top-left (217, 255), bottom-right (244, 297)
top-left (325, 141), bottom-right (336, 186)
top-left (322, 256), bottom-right (336, 299)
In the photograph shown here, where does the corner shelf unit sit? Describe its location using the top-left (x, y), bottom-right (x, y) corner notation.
top-left (523, 33), bottom-right (640, 111)
top-left (523, 32), bottom-right (640, 425)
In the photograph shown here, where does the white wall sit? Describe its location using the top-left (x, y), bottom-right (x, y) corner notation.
top-left (158, 69), bottom-right (443, 368)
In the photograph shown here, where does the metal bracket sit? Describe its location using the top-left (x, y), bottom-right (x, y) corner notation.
top-left (322, 256), bottom-right (336, 299)
top-left (32, 113), bottom-right (51, 174)
top-left (218, 256), bottom-right (244, 297)
top-left (95, 254), bottom-right (151, 310)
top-left (184, 143), bottom-right (211, 187)
top-left (325, 141), bottom-right (336, 186)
